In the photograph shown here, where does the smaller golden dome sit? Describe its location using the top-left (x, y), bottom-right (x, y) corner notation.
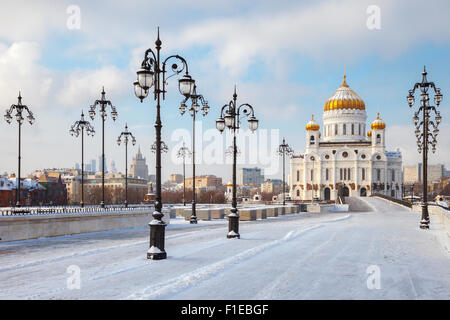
top-left (367, 131), bottom-right (372, 137)
top-left (371, 112), bottom-right (386, 130)
top-left (306, 114), bottom-right (320, 131)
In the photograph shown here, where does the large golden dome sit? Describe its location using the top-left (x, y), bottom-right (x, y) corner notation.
top-left (324, 75), bottom-right (365, 111)
top-left (306, 114), bottom-right (320, 131)
top-left (371, 112), bottom-right (386, 130)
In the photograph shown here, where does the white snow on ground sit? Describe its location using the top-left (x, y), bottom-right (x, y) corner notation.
top-left (0, 198), bottom-right (449, 300)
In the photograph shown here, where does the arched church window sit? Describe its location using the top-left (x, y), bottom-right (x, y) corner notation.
top-left (351, 124), bottom-right (354, 135)
top-left (376, 134), bottom-right (381, 144)
top-left (310, 135), bottom-right (315, 145)
top-left (326, 168), bottom-right (329, 180)
top-left (297, 170), bottom-right (300, 181)
top-left (335, 124), bottom-right (338, 135)
top-left (359, 124), bottom-right (361, 135)
top-left (343, 124), bottom-right (347, 135)
top-left (297, 189), bottom-right (300, 197)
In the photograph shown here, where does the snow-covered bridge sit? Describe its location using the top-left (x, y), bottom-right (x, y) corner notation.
top-left (0, 197), bottom-right (449, 299)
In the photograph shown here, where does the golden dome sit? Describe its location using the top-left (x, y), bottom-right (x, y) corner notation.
top-left (371, 112), bottom-right (386, 130)
top-left (367, 131), bottom-right (372, 137)
top-left (324, 74), bottom-right (366, 111)
top-left (306, 114), bottom-right (320, 131)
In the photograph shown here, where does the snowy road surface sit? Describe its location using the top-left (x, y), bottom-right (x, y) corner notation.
top-left (0, 197), bottom-right (449, 300)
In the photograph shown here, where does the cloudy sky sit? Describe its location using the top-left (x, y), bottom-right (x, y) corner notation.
top-left (0, 0), bottom-right (449, 182)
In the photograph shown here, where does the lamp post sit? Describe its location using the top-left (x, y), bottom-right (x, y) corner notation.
top-left (277, 138), bottom-right (293, 206)
top-left (70, 111), bottom-right (95, 207)
top-left (117, 124), bottom-right (136, 207)
top-left (134, 27), bottom-right (195, 260)
top-left (179, 85), bottom-right (210, 223)
top-left (407, 66), bottom-right (443, 229)
top-left (4, 92), bottom-right (35, 207)
top-left (88, 87), bottom-right (118, 208)
top-left (177, 142), bottom-right (191, 206)
top-left (216, 86), bottom-right (258, 239)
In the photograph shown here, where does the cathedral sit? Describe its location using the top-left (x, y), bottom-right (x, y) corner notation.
top-left (289, 75), bottom-right (403, 201)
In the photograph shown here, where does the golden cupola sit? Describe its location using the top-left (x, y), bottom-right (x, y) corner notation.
top-left (371, 112), bottom-right (386, 130)
top-left (306, 114), bottom-right (320, 131)
top-left (324, 74), bottom-right (366, 111)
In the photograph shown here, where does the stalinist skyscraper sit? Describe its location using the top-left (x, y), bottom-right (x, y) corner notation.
top-left (129, 146), bottom-right (149, 181)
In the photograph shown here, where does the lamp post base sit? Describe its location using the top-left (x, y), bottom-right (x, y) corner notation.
top-left (420, 203), bottom-right (430, 229)
top-left (190, 216), bottom-right (198, 224)
top-left (227, 213), bottom-right (240, 239)
top-left (100, 201), bottom-right (105, 209)
top-left (147, 218), bottom-right (167, 260)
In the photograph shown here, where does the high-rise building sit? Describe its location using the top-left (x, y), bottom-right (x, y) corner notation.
top-left (75, 163), bottom-right (80, 170)
top-left (91, 159), bottom-right (96, 173)
top-left (130, 147), bottom-right (149, 181)
top-left (403, 163), bottom-right (445, 184)
top-left (98, 156), bottom-right (107, 173)
top-left (109, 159), bottom-right (117, 174)
top-left (85, 163), bottom-right (92, 172)
top-left (238, 167), bottom-right (264, 186)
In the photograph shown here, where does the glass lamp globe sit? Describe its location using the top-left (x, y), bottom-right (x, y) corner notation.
top-left (137, 68), bottom-right (154, 91)
top-left (134, 81), bottom-right (148, 102)
top-left (178, 74), bottom-right (195, 97)
top-left (248, 116), bottom-right (259, 132)
top-left (216, 117), bottom-right (225, 132)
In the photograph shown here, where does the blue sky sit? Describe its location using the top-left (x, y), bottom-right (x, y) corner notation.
top-left (0, 0), bottom-right (449, 182)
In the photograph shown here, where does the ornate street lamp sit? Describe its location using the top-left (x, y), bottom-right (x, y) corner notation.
top-left (4, 92), bottom-right (35, 207)
top-left (134, 27), bottom-right (194, 260)
top-left (407, 66), bottom-right (443, 229)
top-left (177, 142), bottom-right (191, 206)
top-left (179, 85), bottom-right (209, 223)
top-left (70, 111), bottom-right (95, 207)
top-left (277, 138), bottom-right (293, 205)
top-left (117, 124), bottom-right (136, 207)
top-left (88, 87), bottom-right (118, 208)
top-left (216, 86), bottom-right (258, 238)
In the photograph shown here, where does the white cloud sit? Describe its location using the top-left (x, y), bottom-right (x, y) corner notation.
top-left (56, 66), bottom-right (131, 108)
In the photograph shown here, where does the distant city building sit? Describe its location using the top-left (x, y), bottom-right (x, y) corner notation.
top-left (75, 163), bottom-right (80, 170)
top-left (38, 172), bottom-right (68, 206)
top-left (403, 163), bottom-right (446, 184)
top-left (109, 159), bottom-right (117, 174)
top-left (85, 163), bottom-right (92, 172)
top-left (98, 155), bottom-right (107, 173)
top-left (148, 174), bottom-right (156, 184)
top-left (169, 174), bottom-right (184, 184)
top-left (261, 179), bottom-right (284, 194)
top-left (130, 147), bottom-right (149, 181)
top-left (185, 175), bottom-right (223, 190)
top-left (91, 159), bottom-right (96, 173)
top-left (0, 176), bottom-right (46, 206)
top-left (238, 167), bottom-right (264, 186)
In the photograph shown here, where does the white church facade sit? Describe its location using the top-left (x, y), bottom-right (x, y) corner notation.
top-left (289, 75), bottom-right (403, 201)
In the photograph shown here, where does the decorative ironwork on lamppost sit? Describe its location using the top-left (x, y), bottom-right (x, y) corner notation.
top-left (70, 111), bottom-right (95, 207)
top-left (4, 92), bottom-right (35, 207)
top-left (277, 138), bottom-right (293, 206)
top-left (134, 28), bottom-right (195, 260)
top-left (179, 85), bottom-right (210, 223)
top-left (407, 66), bottom-right (443, 229)
top-left (177, 142), bottom-right (191, 207)
top-left (216, 86), bottom-right (258, 239)
top-left (88, 87), bottom-right (118, 208)
top-left (117, 124), bottom-right (136, 207)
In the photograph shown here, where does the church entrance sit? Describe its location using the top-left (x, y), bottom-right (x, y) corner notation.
top-left (324, 187), bottom-right (331, 201)
top-left (360, 187), bottom-right (367, 197)
top-left (343, 186), bottom-right (350, 197)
